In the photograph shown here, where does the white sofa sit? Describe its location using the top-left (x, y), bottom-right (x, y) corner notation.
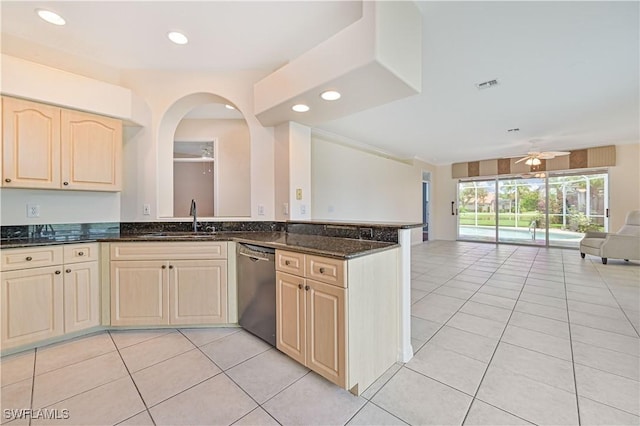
top-left (580, 210), bottom-right (640, 264)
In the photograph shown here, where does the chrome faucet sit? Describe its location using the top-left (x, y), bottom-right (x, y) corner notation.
top-left (189, 199), bottom-right (198, 232)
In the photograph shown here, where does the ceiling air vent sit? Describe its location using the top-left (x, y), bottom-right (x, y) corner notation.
top-left (475, 79), bottom-right (499, 90)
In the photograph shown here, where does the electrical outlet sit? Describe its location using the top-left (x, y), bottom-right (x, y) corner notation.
top-left (258, 204), bottom-right (265, 215)
top-left (283, 203), bottom-right (289, 215)
top-left (296, 188), bottom-right (302, 200)
top-left (143, 204), bottom-right (151, 215)
top-left (328, 205), bottom-right (335, 213)
top-left (27, 204), bottom-right (40, 218)
top-left (300, 204), bottom-right (306, 215)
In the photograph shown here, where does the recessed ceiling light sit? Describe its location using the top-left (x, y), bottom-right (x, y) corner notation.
top-left (168, 31), bottom-right (188, 45)
top-left (320, 90), bottom-right (341, 101)
top-left (224, 104), bottom-right (236, 110)
top-left (291, 104), bottom-right (310, 113)
top-left (36, 9), bottom-right (66, 26)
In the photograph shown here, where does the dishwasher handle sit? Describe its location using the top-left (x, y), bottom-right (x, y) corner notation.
top-left (238, 250), bottom-right (270, 262)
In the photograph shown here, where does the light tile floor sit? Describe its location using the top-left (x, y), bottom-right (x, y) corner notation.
top-left (1, 241), bottom-right (639, 425)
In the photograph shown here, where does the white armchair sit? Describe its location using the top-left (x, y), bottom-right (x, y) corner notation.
top-left (580, 210), bottom-right (640, 264)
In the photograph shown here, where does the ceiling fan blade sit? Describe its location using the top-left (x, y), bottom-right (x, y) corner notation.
top-left (514, 157), bottom-right (529, 164)
top-left (538, 153), bottom-right (556, 159)
top-left (547, 151), bottom-right (570, 156)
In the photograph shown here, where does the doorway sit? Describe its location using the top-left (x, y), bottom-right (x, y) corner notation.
top-left (422, 172), bottom-right (430, 241)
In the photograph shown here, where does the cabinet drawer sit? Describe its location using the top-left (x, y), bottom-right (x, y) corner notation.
top-left (63, 243), bottom-right (99, 264)
top-left (306, 255), bottom-right (346, 288)
top-left (110, 242), bottom-right (227, 260)
top-left (276, 250), bottom-right (305, 276)
top-left (1, 246), bottom-right (63, 271)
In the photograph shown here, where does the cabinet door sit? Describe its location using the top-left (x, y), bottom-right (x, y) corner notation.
top-left (61, 109), bottom-right (122, 191)
top-left (2, 96), bottom-right (61, 189)
top-left (110, 261), bottom-right (168, 326)
top-left (169, 260), bottom-right (227, 325)
top-left (64, 261), bottom-right (100, 333)
top-left (306, 279), bottom-right (346, 388)
top-left (1, 266), bottom-right (64, 349)
top-left (276, 271), bottom-right (306, 365)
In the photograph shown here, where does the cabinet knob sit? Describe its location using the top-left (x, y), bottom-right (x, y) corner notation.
top-left (169, 265), bottom-right (174, 269)
top-left (4, 178), bottom-right (11, 183)
top-left (63, 181), bottom-right (69, 186)
top-left (305, 285), bottom-right (310, 291)
top-left (285, 260), bottom-right (291, 266)
top-left (55, 270), bottom-right (61, 275)
top-left (298, 284), bottom-right (303, 289)
top-left (319, 267), bottom-right (326, 274)
top-left (161, 265), bottom-right (167, 269)
top-left (65, 269), bottom-right (72, 273)
top-left (25, 256), bottom-right (33, 261)
top-left (78, 252), bottom-right (84, 256)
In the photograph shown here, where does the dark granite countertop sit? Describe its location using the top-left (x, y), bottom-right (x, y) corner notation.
top-left (1, 232), bottom-right (399, 259)
top-left (287, 220), bottom-right (423, 229)
top-left (100, 231), bottom-right (398, 259)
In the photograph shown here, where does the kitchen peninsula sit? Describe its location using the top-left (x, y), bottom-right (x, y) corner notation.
top-left (0, 220), bottom-right (420, 395)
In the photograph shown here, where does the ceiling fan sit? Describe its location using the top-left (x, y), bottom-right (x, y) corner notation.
top-left (515, 150), bottom-right (570, 166)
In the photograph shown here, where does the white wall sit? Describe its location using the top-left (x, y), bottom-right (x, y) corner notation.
top-left (0, 189), bottom-right (120, 225)
top-left (311, 135), bottom-right (422, 224)
top-left (609, 143), bottom-right (640, 231)
top-left (118, 69), bottom-right (274, 222)
top-left (174, 119), bottom-right (251, 217)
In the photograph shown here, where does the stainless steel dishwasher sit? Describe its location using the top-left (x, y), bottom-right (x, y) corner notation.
top-left (237, 243), bottom-right (276, 346)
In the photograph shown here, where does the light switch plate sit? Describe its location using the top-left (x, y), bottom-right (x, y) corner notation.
top-left (143, 204), bottom-right (151, 215)
top-left (258, 204), bottom-right (265, 215)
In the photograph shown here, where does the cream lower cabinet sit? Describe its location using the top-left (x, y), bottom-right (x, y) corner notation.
top-left (0, 243), bottom-right (100, 350)
top-left (109, 243), bottom-right (227, 326)
top-left (275, 248), bottom-right (399, 395)
top-left (277, 271), bottom-right (346, 387)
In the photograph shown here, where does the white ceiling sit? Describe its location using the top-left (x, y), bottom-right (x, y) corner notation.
top-left (2, 1), bottom-right (638, 165)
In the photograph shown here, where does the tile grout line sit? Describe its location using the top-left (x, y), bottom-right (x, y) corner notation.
top-left (593, 262), bottom-right (640, 338)
top-left (28, 348), bottom-right (36, 426)
top-left (459, 245), bottom-right (537, 425)
top-left (562, 251), bottom-right (582, 426)
top-left (107, 331), bottom-right (157, 426)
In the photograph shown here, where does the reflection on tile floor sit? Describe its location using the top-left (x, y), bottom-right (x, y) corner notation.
top-left (1, 241), bottom-right (638, 425)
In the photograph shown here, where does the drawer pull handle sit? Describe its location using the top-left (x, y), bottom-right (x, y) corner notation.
top-left (55, 270), bottom-right (61, 275)
top-left (161, 265), bottom-right (167, 269)
top-left (4, 178), bottom-right (11, 183)
top-left (78, 252), bottom-right (84, 256)
top-left (63, 181), bottom-right (69, 186)
top-left (169, 265), bottom-right (174, 269)
top-left (298, 284), bottom-right (303, 289)
top-left (65, 269), bottom-right (71, 273)
top-left (25, 256), bottom-right (33, 261)
top-left (285, 260), bottom-right (291, 266)
top-left (305, 285), bottom-right (310, 291)
top-left (319, 267), bottom-right (326, 274)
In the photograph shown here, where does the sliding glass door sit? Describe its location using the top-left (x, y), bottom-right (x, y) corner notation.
top-left (497, 177), bottom-right (547, 245)
top-left (458, 180), bottom-right (497, 242)
top-left (547, 172), bottom-right (608, 247)
top-left (457, 170), bottom-right (608, 248)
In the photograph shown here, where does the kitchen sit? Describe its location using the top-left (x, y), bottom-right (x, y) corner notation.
top-left (1, 1), bottom-right (639, 425)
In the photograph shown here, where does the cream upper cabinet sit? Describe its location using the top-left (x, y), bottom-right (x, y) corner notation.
top-left (2, 96), bottom-right (61, 189)
top-left (1, 96), bottom-right (122, 191)
top-left (61, 109), bottom-right (122, 191)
